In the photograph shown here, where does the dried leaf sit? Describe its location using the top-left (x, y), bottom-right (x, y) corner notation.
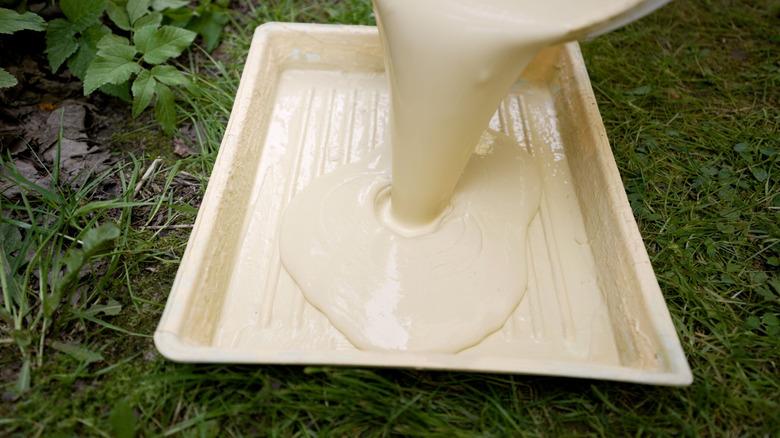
top-left (172, 137), bottom-right (192, 157)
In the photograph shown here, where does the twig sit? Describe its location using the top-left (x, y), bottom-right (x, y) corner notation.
top-left (133, 158), bottom-right (163, 198)
top-left (177, 171), bottom-right (199, 180)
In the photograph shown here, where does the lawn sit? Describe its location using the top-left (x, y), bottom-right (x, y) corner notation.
top-left (1, 0), bottom-right (778, 435)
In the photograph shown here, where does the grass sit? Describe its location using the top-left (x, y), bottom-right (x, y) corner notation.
top-left (1, 0), bottom-right (778, 435)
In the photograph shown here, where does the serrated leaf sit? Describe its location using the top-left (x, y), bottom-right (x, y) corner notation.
top-left (132, 24), bottom-right (155, 52)
top-left (81, 24), bottom-right (113, 52)
top-left (84, 35), bottom-right (140, 94)
top-left (134, 24), bottom-right (195, 64)
top-left (0, 67), bottom-right (17, 88)
top-left (106, 0), bottom-right (131, 31)
top-left (133, 11), bottom-right (162, 29)
top-left (155, 83), bottom-right (176, 134)
top-left (152, 0), bottom-right (189, 11)
top-left (151, 64), bottom-right (187, 86)
top-left (131, 69), bottom-right (157, 117)
top-left (51, 341), bottom-right (104, 364)
top-left (0, 8), bottom-right (46, 34)
top-left (188, 9), bottom-right (228, 52)
top-left (163, 6), bottom-right (193, 27)
top-left (45, 19), bottom-right (79, 72)
top-left (98, 33), bottom-right (132, 50)
top-left (67, 24), bottom-right (112, 80)
top-left (126, 0), bottom-right (151, 25)
top-left (60, 0), bottom-right (106, 33)
top-left (100, 82), bottom-right (132, 102)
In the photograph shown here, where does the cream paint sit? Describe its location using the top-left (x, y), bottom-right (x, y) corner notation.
top-left (215, 69), bottom-right (620, 363)
top-left (280, 130), bottom-right (542, 352)
top-left (279, 0), bottom-right (651, 353)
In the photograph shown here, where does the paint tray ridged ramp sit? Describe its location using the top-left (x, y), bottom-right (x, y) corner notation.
top-left (155, 23), bottom-right (692, 386)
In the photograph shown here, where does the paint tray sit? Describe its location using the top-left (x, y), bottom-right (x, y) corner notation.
top-left (155, 23), bottom-right (692, 386)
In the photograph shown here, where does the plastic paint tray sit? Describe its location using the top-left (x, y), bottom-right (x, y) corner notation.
top-left (155, 23), bottom-right (692, 386)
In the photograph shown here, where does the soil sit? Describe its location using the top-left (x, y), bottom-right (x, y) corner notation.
top-left (0, 29), bottom-right (132, 198)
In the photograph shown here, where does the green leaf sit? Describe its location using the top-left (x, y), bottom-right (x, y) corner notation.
top-left (188, 9), bottom-right (229, 52)
top-left (98, 31), bottom-right (133, 50)
top-left (45, 19), bottom-right (79, 72)
top-left (751, 167), bottom-right (768, 182)
top-left (126, 0), bottom-right (151, 25)
top-left (100, 82), bottom-right (132, 102)
top-left (163, 6), bottom-right (193, 27)
top-left (109, 400), bottom-right (137, 438)
top-left (150, 64), bottom-right (188, 86)
top-left (81, 223), bottom-right (122, 255)
top-left (0, 67), bottom-right (17, 88)
top-left (763, 314), bottom-right (780, 327)
top-left (769, 278), bottom-right (780, 294)
top-left (154, 83), bottom-right (176, 134)
top-left (62, 250), bottom-right (84, 276)
top-left (131, 24), bottom-right (156, 53)
top-left (0, 223), bottom-right (22, 254)
top-left (60, 0), bottom-right (106, 33)
top-left (151, 0), bottom-right (189, 11)
top-left (131, 69), bottom-right (157, 117)
top-left (47, 222), bottom-right (121, 317)
top-left (11, 330), bottom-right (31, 349)
top-left (133, 11), bottom-right (162, 29)
top-left (134, 24), bottom-right (196, 64)
top-left (106, 0), bottom-right (131, 31)
top-left (83, 35), bottom-right (140, 94)
top-left (85, 299), bottom-right (123, 317)
top-left (756, 286), bottom-right (776, 301)
top-left (0, 8), bottom-right (45, 34)
top-left (67, 24), bottom-right (112, 80)
top-left (626, 85), bottom-right (652, 96)
top-left (51, 341), bottom-right (104, 364)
